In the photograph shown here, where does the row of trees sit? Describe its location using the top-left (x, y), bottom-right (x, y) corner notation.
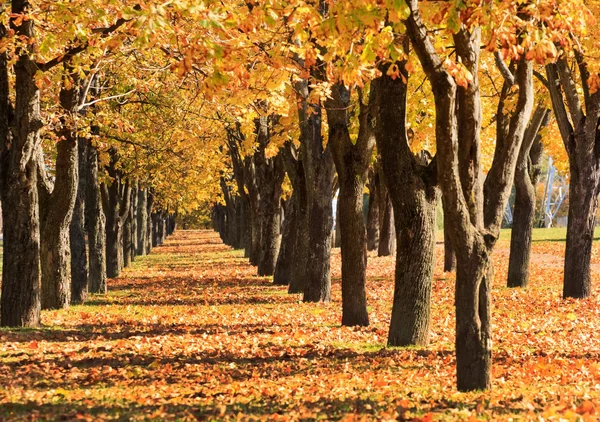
top-left (1, 0), bottom-right (598, 394)
top-left (209, 0), bottom-right (600, 392)
top-left (0, 0), bottom-right (219, 327)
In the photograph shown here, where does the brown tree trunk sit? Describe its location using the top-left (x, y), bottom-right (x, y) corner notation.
top-left (86, 143), bottom-right (107, 294)
top-left (378, 177), bottom-right (395, 256)
top-left (130, 183), bottom-right (138, 262)
top-left (563, 166), bottom-right (600, 298)
top-left (0, 5), bottom-right (43, 326)
top-left (326, 83), bottom-right (375, 327)
top-left (443, 205), bottom-right (456, 272)
top-left (274, 197), bottom-right (297, 286)
top-left (136, 187), bottom-right (148, 256)
top-left (70, 137), bottom-right (88, 304)
top-left (544, 60), bottom-right (600, 299)
top-left (407, 2), bottom-right (533, 391)
top-left (146, 191), bottom-right (154, 253)
top-left (296, 80), bottom-right (336, 303)
top-left (507, 106), bottom-right (549, 287)
top-left (38, 70), bottom-right (80, 310)
top-left (372, 61), bottom-right (439, 345)
top-left (366, 169), bottom-right (380, 251)
top-left (102, 151), bottom-right (131, 279)
top-left (283, 143), bottom-right (310, 294)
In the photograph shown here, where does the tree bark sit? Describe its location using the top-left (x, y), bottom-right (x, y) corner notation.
top-left (366, 168), bottom-right (380, 251)
top-left (372, 60), bottom-right (439, 346)
top-left (0, 5), bottom-right (43, 326)
top-left (136, 187), bottom-right (148, 256)
top-left (507, 106), bottom-right (549, 287)
top-left (326, 83), bottom-right (375, 327)
top-left (283, 143), bottom-right (310, 294)
top-left (443, 204), bottom-right (456, 272)
top-left (407, 2), bottom-right (533, 391)
top-left (38, 69), bottom-right (80, 310)
top-left (295, 80), bottom-right (336, 303)
top-left (146, 191), bottom-right (154, 253)
top-left (377, 175), bottom-right (395, 256)
top-left (102, 151), bottom-right (131, 279)
top-left (274, 196), bottom-right (297, 286)
top-left (544, 59), bottom-right (600, 299)
top-left (70, 137), bottom-right (89, 304)
top-left (255, 122), bottom-right (285, 276)
top-left (86, 143), bottom-right (107, 294)
top-left (130, 182), bottom-right (138, 262)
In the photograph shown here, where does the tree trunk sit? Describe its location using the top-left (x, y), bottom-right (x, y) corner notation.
top-left (146, 191), bottom-right (154, 253)
top-left (443, 204), bottom-right (456, 272)
top-left (274, 197), bottom-right (297, 286)
top-left (507, 106), bottom-right (549, 287)
top-left (86, 143), bottom-right (107, 294)
top-left (102, 152), bottom-right (131, 279)
top-left (136, 187), bottom-right (147, 256)
top-left (0, 0), bottom-right (44, 327)
top-left (256, 141), bottom-right (285, 277)
top-left (543, 61), bottom-right (600, 299)
top-left (38, 72), bottom-right (80, 310)
top-left (70, 137), bottom-right (88, 304)
top-left (563, 166), bottom-right (600, 298)
top-left (123, 202), bottom-right (132, 268)
top-left (291, 78), bottom-right (336, 303)
top-left (326, 83), bottom-right (375, 326)
top-left (372, 62), bottom-right (439, 345)
top-left (366, 169), bottom-right (380, 251)
top-left (378, 177), bottom-right (395, 256)
top-left (130, 183), bottom-right (138, 261)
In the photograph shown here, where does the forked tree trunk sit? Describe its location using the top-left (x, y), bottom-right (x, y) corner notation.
top-left (407, 2), bottom-right (533, 391)
top-left (297, 84), bottom-right (336, 303)
top-left (327, 83), bottom-right (375, 327)
top-left (373, 61), bottom-right (439, 345)
top-left (86, 143), bottom-right (107, 294)
top-left (38, 72), bottom-right (79, 310)
top-left (507, 106), bottom-right (549, 287)
top-left (70, 137), bottom-right (88, 304)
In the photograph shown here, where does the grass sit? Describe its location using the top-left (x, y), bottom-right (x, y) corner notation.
top-left (437, 226), bottom-right (600, 243)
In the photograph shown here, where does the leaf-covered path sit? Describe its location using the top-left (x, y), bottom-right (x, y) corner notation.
top-left (2, 230), bottom-right (600, 420)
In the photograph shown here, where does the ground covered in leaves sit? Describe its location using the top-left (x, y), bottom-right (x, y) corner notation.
top-left (2, 230), bottom-right (600, 420)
